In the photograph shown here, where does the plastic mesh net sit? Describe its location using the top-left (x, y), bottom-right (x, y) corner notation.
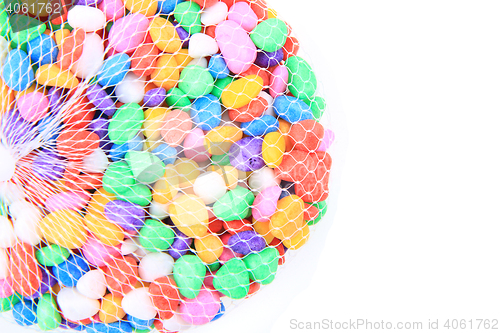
top-left (0, 0), bottom-right (334, 331)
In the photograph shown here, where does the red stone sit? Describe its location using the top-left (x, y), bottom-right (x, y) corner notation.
top-left (288, 119), bottom-right (325, 152)
top-left (9, 243), bottom-right (42, 297)
top-left (149, 277), bottom-right (180, 320)
top-left (103, 255), bottom-right (139, 296)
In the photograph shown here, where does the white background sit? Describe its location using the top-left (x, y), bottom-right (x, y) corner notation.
top-left (4, 0), bottom-right (500, 332)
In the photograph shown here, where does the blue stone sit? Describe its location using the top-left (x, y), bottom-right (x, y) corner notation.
top-left (12, 299), bottom-right (37, 326)
top-left (2, 49), bottom-right (34, 91)
top-left (191, 94), bottom-right (222, 131)
top-left (208, 54), bottom-right (229, 79)
top-left (241, 115), bottom-right (279, 136)
top-left (273, 95), bottom-right (313, 123)
top-left (26, 34), bottom-right (58, 66)
top-left (97, 53), bottom-right (131, 87)
top-left (52, 254), bottom-right (90, 287)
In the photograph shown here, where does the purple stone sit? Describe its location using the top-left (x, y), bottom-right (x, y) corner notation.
top-left (86, 84), bottom-right (116, 116)
top-left (75, 0), bottom-right (103, 5)
top-left (228, 231), bottom-right (266, 255)
top-left (60, 318), bottom-right (85, 331)
top-left (104, 200), bottom-right (145, 232)
top-left (174, 23), bottom-right (190, 48)
top-left (168, 228), bottom-right (193, 259)
top-left (2, 110), bottom-right (37, 146)
top-left (24, 266), bottom-right (57, 300)
top-left (32, 149), bottom-right (67, 181)
top-left (143, 88), bottom-right (166, 107)
top-left (255, 49), bottom-right (284, 68)
top-left (47, 87), bottom-right (64, 113)
top-left (89, 118), bottom-right (113, 151)
top-left (228, 137), bottom-right (265, 172)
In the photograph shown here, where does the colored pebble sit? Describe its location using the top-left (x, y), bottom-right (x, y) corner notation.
top-left (241, 114), bottom-right (279, 136)
top-left (179, 288), bottom-right (220, 325)
top-left (289, 119), bottom-right (325, 152)
top-left (126, 150), bottom-right (165, 184)
top-left (262, 132), bottom-right (286, 168)
top-left (228, 136), bottom-right (265, 172)
top-left (250, 18), bottom-right (288, 52)
top-left (173, 1), bottom-right (202, 35)
top-left (178, 65), bottom-right (214, 99)
top-left (108, 103), bottom-right (144, 145)
top-left (105, 200), bottom-right (146, 232)
top-left (221, 74), bottom-right (263, 109)
top-left (52, 254), bottom-right (90, 287)
top-left (108, 13), bottom-right (149, 53)
top-left (138, 252), bottom-right (174, 282)
top-left (213, 186), bottom-right (255, 221)
top-left (35, 244), bottom-right (70, 266)
top-left (138, 219), bottom-right (175, 252)
top-left (273, 95), bottom-right (314, 123)
top-left (191, 93), bottom-right (221, 131)
top-left (160, 109), bottom-right (192, 147)
top-left (215, 20), bottom-right (257, 74)
top-left (228, 230), bottom-right (266, 255)
top-left (40, 209), bottom-right (88, 249)
top-left (97, 53), bottom-right (131, 87)
top-left (243, 247), bottom-right (280, 285)
top-left (122, 287), bottom-right (157, 320)
top-left (2, 49), bottom-right (34, 91)
top-left (285, 55), bottom-right (318, 100)
top-left (168, 194), bottom-right (209, 238)
top-left (149, 276), bottom-right (179, 320)
top-left (173, 254), bottom-right (206, 299)
top-left (57, 287), bottom-right (100, 321)
top-left (37, 293), bottom-right (62, 331)
top-left (76, 270), bottom-right (107, 299)
top-left (13, 298), bottom-right (37, 326)
top-left (103, 255), bottom-right (139, 296)
top-left (212, 257), bottom-right (249, 299)
top-left (9, 243), bottom-right (42, 297)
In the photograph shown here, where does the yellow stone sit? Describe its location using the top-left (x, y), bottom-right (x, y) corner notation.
top-left (55, 29), bottom-right (70, 49)
top-left (252, 218), bottom-right (275, 244)
top-left (262, 132), bottom-right (286, 168)
top-left (270, 195), bottom-right (305, 240)
top-left (204, 125), bottom-right (243, 155)
top-left (153, 165), bottom-right (179, 204)
top-left (84, 211), bottom-right (124, 247)
top-left (143, 107), bottom-right (168, 140)
top-left (278, 119), bottom-right (293, 152)
top-left (99, 294), bottom-right (125, 324)
top-left (0, 78), bottom-right (14, 115)
top-left (174, 49), bottom-right (193, 71)
top-left (268, 8), bottom-right (278, 19)
top-left (86, 188), bottom-right (115, 215)
top-left (221, 75), bottom-right (263, 109)
top-left (174, 158), bottom-right (200, 187)
top-left (282, 223), bottom-right (310, 250)
top-left (151, 54), bottom-right (180, 91)
top-left (208, 165), bottom-right (239, 190)
top-left (123, 0), bottom-right (157, 16)
top-left (36, 64), bottom-right (79, 89)
top-left (194, 234), bottom-right (224, 264)
top-left (40, 209), bottom-right (88, 249)
top-left (168, 194), bottom-right (208, 238)
top-left (149, 17), bottom-right (182, 53)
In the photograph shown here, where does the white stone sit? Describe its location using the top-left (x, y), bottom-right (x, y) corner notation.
top-left (201, 2), bottom-right (228, 26)
top-left (133, 246), bottom-right (152, 259)
top-left (10, 200), bottom-right (42, 246)
top-left (188, 33), bottom-right (219, 58)
top-left (116, 73), bottom-right (145, 104)
top-left (83, 148), bottom-right (109, 173)
top-left (193, 172), bottom-right (227, 204)
top-left (68, 6), bottom-right (106, 32)
top-left (57, 287), bottom-right (100, 321)
top-left (122, 287), bottom-right (157, 320)
top-left (0, 248), bottom-right (9, 280)
top-left (76, 270), bottom-right (107, 299)
top-left (259, 91), bottom-right (275, 116)
top-left (187, 57), bottom-right (208, 68)
top-left (0, 145), bottom-right (15, 182)
top-left (121, 238), bottom-right (139, 256)
top-left (0, 215), bottom-right (15, 248)
top-left (149, 200), bottom-right (170, 220)
top-left (0, 36), bottom-right (10, 68)
top-left (0, 181), bottom-right (25, 205)
top-left (71, 33), bottom-right (104, 79)
top-left (248, 167), bottom-right (281, 193)
top-left (138, 252), bottom-right (174, 282)
top-left (161, 313), bottom-right (192, 332)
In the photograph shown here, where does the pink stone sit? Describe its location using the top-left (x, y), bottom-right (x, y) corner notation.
top-left (183, 128), bottom-right (210, 162)
top-left (45, 191), bottom-right (91, 213)
top-left (179, 288), bottom-right (220, 325)
top-left (227, 2), bottom-right (258, 32)
top-left (269, 64), bottom-right (289, 98)
top-left (108, 13), bottom-right (149, 53)
top-left (98, 0), bottom-right (125, 21)
top-left (252, 185), bottom-right (281, 222)
top-left (0, 277), bottom-right (14, 298)
top-left (17, 92), bottom-right (49, 123)
top-left (82, 236), bottom-right (121, 267)
top-left (215, 20), bottom-right (257, 74)
top-left (317, 129), bottom-right (335, 152)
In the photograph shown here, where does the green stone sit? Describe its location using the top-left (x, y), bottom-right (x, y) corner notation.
top-left (105, 21), bottom-right (113, 33)
top-left (108, 103), bottom-right (144, 145)
top-left (134, 328), bottom-right (153, 333)
top-left (116, 183), bottom-right (152, 206)
top-left (212, 258), bottom-right (249, 299)
top-left (173, 254), bottom-right (206, 299)
top-left (138, 219), bottom-right (175, 252)
top-left (62, 22), bottom-right (73, 32)
top-left (211, 153), bottom-right (231, 166)
top-left (9, 14), bottom-right (46, 46)
top-left (0, 9), bottom-right (10, 38)
top-left (306, 96), bottom-right (326, 121)
top-left (307, 201), bottom-right (328, 226)
top-left (212, 76), bottom-right (234, 99)
top-left (102, 161), bottom-right (136, 195)
top-left (37, 293), bottom-right (61, 331)
top-left (125, 151), bottom-right (165, 184)
top-left (243, 247), bottom-right (279, 285)
top-left (213, 186), bottom-right (255, 221)
top-left (250, 18), bottom-right (288, 52)
top-left (173, 1), bottom-right (202, 35)
top-left (207, 261), bottom-right (220, 272)
top-left (35, 244), bottom-right (70, 266)
top-left (285, 56), bottom-right (317, 100)
top-left (178, 65), bottom-right (214, 99)
top-left (0, 293), bottom-right (21, 312)
top-left (166, 87), bottom-right (191, 110)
